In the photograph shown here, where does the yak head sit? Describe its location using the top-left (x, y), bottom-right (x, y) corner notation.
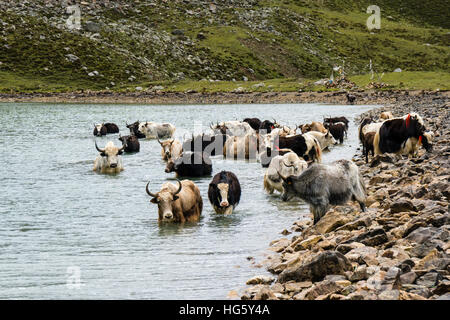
top-left (325, 130), bottom-right (338, 145)
top-left (158, 138), bottom-right (175, 158)
top-left (146, 180), bottom-right (182, 222)
top-left (405, 113), bottom-right (428, 148)
top-left (93, 123), bottom-right (107, 136)
top-left (95, 141), bottom-right (124, 168)
top-left (279, 174), bottom-right (297, 202)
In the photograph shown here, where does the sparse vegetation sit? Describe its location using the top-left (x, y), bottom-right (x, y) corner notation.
top-left (0, 0), bottom-right (448, 94)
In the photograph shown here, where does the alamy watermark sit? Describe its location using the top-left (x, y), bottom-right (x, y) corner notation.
top-left (66, 266), bottom-right (81, 289)
top-left (366, 5), bottom-right (381, 30)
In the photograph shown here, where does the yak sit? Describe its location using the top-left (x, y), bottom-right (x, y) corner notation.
top-left (146, 179), bottom-right (203, 223)
top-left (93, 141), bottom-right (125, 174)
top-left (208, 171), bottom-right (241, 214)
top-left (118, 134), bottom-right (140, 153)
top-left (165, 152), bottom-right (212, 177)
top-left (93, 123), bottom-right (119, 136)
top-left (280, 159), bottom-right (366, 224)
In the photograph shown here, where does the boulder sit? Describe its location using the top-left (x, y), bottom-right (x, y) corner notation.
top-left (313, 211), bottom-right (352, 234)
top-left (278, 251), bottom-right (352, 283)
top-left (390, 199), bottom-right (417, 213)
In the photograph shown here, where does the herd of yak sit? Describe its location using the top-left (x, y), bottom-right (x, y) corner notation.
top-left (92, 110), bottom-right (433, 224)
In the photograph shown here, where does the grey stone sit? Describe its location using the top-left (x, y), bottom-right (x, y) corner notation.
top-left (278, 251), bottom-right (352, 283)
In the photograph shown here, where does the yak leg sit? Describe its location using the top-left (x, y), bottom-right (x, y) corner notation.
top-left (310, 200), bottom-right (329, 224)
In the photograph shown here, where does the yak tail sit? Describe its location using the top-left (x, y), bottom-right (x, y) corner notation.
top-left (373, 129), bottom-right (382, 155)
top-left (263, 175), bottom-right (274, 194)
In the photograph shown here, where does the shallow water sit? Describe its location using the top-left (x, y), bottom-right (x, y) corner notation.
top-left (0, 102), bottom-right (375, 299)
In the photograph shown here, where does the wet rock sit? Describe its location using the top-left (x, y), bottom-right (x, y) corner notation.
top-left (254, 287), bottom-right (278, 300)
top-left (246, 275), bottom-right (275, 285)
top-left (278, 251), bottom-right (352, 283)
top-left (436, 293), bottom-right (450, 300)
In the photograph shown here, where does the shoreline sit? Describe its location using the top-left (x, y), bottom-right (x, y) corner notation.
top-left (241, 93), bottom-right (449, 300)
top-left (0, 90), bottom-right (448, 105)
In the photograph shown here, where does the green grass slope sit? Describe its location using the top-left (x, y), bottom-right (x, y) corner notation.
top-left (0, 0), bottom-right (448, 93)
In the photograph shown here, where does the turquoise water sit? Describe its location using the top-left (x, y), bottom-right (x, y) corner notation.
top-left (0, 102), bottom-right (374, 299)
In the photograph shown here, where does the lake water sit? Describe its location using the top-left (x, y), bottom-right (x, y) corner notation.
top-left (0, 102), bottom-right (375, 299)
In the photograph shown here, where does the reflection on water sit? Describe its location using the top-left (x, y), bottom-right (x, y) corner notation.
top-left (0, 102), bottom-right (375, 299)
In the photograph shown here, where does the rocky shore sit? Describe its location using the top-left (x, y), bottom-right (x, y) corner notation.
top-left (0, 90), bottom-right (447, 105)
top-left (241, 93), bottom-right (449, 300)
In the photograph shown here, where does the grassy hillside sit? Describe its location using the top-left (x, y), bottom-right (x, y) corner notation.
top-left (0, 0), bottom-right (448, 93)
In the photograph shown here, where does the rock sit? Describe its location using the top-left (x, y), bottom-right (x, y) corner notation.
top-left (379, 289), bottom-right (400, 300)
top-left (416, 271), bottom-right (443, 288)
top-left (171, 29), bottom-right (184, 36)
top-left (436, 293), bottom-right (450, 300)
top-left (254, 287), bottom-right (277, 300)
top-left (397, 259), bottom-right (416, 273)
top-left (402, 284), bottom-right (431, 298)
top-left (406, 227), bottom-right (439, 244)
top-left (337, 216), bottom-right (372, 231)
top-left (345, 227), bottom-right (388, 247)
top-left (227, 290), bottom-right (240, 300)
top-left (292, 235), bottom-right (323, 251)
top-left (336, 242), bottom-right (365, 254)
top-left (65, 54), bottom-right (79, 62)
top-left (246, 275), bottom-right (275, 285)
top-left (284, 281), bottom-right (313, 292)
top-left (369, 173), bottom-right (393, 185)
top-left (84, 21), bottom-right (101, 33)
top-left (313, 211), bottom-right (352, 234)
top-left (432, 280), bottom-right (450, 295)
top-left (390, 199), bottom-right (417, 213)
top-left (366, 270), bottom-right (386, 291)
top-left (278, 251), bottom-right (352, 283)
top-left (398, 290), bottom-right (427, 300)
top-left (381, 267), bottom-right (402, 290)
top-left (349, 265), bottom-right (369, 281)
top-left (196, 32), bottom-right (206, 40)
top-left (400, 271), bottom-right (417, 285)
top-left (345, 246), bottom-right (378, 266)
top-left (294, 280), bottom-right (344, 300)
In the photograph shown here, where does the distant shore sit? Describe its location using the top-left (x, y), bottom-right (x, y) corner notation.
top-left (0, 90), bottom-right (448, 105)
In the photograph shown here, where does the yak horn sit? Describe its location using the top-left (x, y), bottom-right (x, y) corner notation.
top-left (145, 181), bottom-right (158, 198)
top-left (174, 179), bottom-right (182, 195)
top-left (157, 138), bottom-right (163, 145)
top-left (95, 141), bottom-right (105, 153)
top-left (283, 159), bottom-right (294, 168)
